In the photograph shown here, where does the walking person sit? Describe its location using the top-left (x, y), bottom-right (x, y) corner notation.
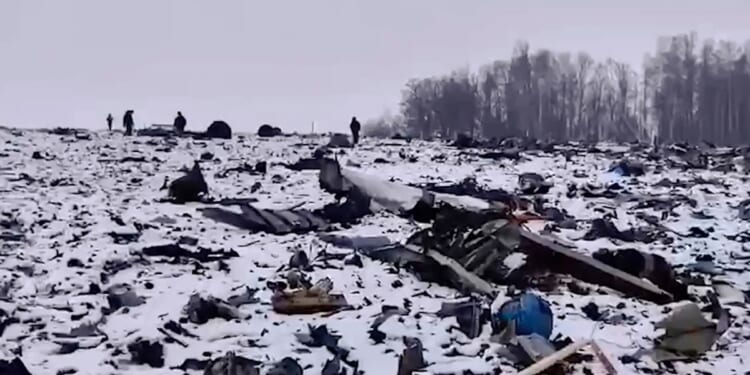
top-left (106, 113), bottom-right (113, 131)
top-left (349, 116), bottom-right (361, 145)
top-left (173, 111), bottom-right (186, 136)
top-left (123, 110), bottom-right (134, 136)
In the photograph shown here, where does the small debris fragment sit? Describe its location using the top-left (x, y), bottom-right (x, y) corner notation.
top-left (582, 302), bottom-right (602, 321)
top-left (0, 358), bottom-right (32, 375)
top-left (227, 287), bottom-right (260, 307)
top-left (106, 283), bottom-right (145, 312)
top-left (397, 337), bottom-right (426, 375)
top-left (142, 243), bottom-right (238, 262)
top-left (272, 278), bottom-right (349, 315)
top-left (184, 294), bottom-right (240, 324)
top-left (127, 339), bottom-right (164, 368)
top-left (168, 161), bottom-right (208, 203)
top-left (519, 172), bottom-right (553, 195)
top-left (203, 351), bottom-right (261, 375)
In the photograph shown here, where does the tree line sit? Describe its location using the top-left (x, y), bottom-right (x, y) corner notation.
top-left (366, 33), bottom-right (750, 145)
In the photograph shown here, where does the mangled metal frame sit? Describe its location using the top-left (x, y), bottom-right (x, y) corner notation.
top-left (199, 158), bottom-right (674, 304)
top-left (201, 204), bottom-right (331, 234)
top-left (320, 159), bottom-right (675, 304)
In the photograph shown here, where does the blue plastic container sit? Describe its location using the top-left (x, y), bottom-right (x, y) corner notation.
top-left (493, 292), bottom-right (553, 339)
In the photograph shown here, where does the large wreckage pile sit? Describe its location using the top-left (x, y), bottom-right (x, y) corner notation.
top-left (1, 129), bottom-right (749, 375)
top-left (196, 153), bottom-right (738, 373)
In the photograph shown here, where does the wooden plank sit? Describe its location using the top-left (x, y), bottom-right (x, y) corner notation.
top-left (517, 339), bottom-right (592, 375)
top-left (590, 341), bottom-right (618, 375)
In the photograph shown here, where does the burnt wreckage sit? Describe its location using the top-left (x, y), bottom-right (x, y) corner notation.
top-left (201, 158), bottom-right (682, 305)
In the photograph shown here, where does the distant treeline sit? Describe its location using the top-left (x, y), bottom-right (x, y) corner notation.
top-left (366, 33), bottom-right (750, 145)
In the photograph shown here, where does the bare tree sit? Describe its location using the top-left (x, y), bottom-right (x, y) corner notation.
top-left (394, 33), bottom-right (750, 146)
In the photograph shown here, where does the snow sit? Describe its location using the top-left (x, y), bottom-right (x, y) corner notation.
top-left (1, 129), bottom-right (750, 374)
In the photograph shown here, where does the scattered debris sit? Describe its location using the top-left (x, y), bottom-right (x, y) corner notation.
top-left (452, 133), bottom-right (476, 148)
top-left (206, 120), bottom-right (232, 139)
top-left (397, 337), bottom-right (426, 375)
top-left (136, 124), bottom-right (175, 137)
top-left (203, 351), bottom-right (261, 375)
top-left (128, 339), bottom-right (164, 368)
top-left (583, 218), bottom-right (652, 243)
top-left (437, 299), bottom-right (486, 339)
top-left (508, 333), bottom-right (558, 368)
top-left (521, 230), bottom-right (674, 304)
top-left (215, 162), bottom-right (267, 177)
top-left (227, 287), bottom-right (260, 307)
top-left (107, 283), bottom-right (145, 312)
top-left (610, 159), bottom-right (645, 176)
top-left (271, 277), bottom-right (349, 314)
top-left (108, 231), bottom-right (142, 244)
top-left (515, 339), bottom-right (615, 375)
top-left (321, 355), bottom-right (342, 375)
top-left (479, 150), bottom-right (521, 161)
top-left (172, 358), bottom-right (210, 372)
top-left (258, 124), bottom-right (283, 138)
top-left (184, 294), bottom-right (240, 324)
top-left (295, 324), bottom-right (341, 350)
top-left (168, 161), bottom-right (208, 203)
top-left (518, 173), bottom-right (553, 195)
top-left (142, 243), bottom-right (238, 262)
top-left (416, 176), bottom-right (514, 202)
top-left (644, 301), bottom-right (729, 362)
top-left (267, 357), bottom-right (304, 375)
top-left (686, 261), bottom-right (725, 276)
top-left (284, 157), bottom-right (323, 171)
top-left (5, 131), bottom-right (750, 374)
top-left (593, 248), bottom-right (688, 300)
top-left (31, 150), bottom-right (54, 160)
top-left (328, 133), bottom-right (352, 148)
top-left (320, 159), bottom-right (491, 217)
top-left (0, 358), bottom-right (32, 375)
top-left (201, 203), bottom-right (331, 234)
top-left (317, 233), bottom-right (393, 251)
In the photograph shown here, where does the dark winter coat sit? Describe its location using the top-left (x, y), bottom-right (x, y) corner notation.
top-left (123, 113), bottom-right (134, 127)
top-left (349, 118), bottom-right (361, 133)
top-left (174, 114), bottom-right (186, 132)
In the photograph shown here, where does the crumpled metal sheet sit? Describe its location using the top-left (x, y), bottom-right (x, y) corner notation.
top-left (319, 158), bottom-right (490, 215)
top-left (521, 230), bottom-right (674, 304)
top-left (648, 301), bottom-right (729, 362)
top-left (201, 204), bottom-right (331, 234)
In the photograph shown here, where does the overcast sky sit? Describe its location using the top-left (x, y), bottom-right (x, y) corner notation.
top-left (1, 1), bottom-right (748, 133)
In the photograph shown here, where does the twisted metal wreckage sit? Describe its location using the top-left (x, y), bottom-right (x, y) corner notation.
top-left (201, 158), bottom-right (675, 305)
top-left (198, 157), bottom-right (733, 372)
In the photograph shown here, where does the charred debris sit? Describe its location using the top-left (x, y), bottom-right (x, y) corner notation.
top-left (200, 147), bottom-right (695, 306)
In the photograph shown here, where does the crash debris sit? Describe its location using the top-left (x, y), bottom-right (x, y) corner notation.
top-left (271, 277), bottom-right (350, 315)
top-left (3, 131), bottom-right (750, 374)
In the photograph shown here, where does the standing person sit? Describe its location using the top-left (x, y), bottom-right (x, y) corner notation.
top-left (173, 111), bottom-right (186, 136)
top-left (349, 116), bottom-right (361, 145)
top-left (106, 113), bottom-right (113, 131)
top-left (123, 110), bottom-right (134, 136)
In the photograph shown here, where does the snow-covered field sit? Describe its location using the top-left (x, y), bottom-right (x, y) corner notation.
top-left (1, 129), bottom-right (750, 375)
